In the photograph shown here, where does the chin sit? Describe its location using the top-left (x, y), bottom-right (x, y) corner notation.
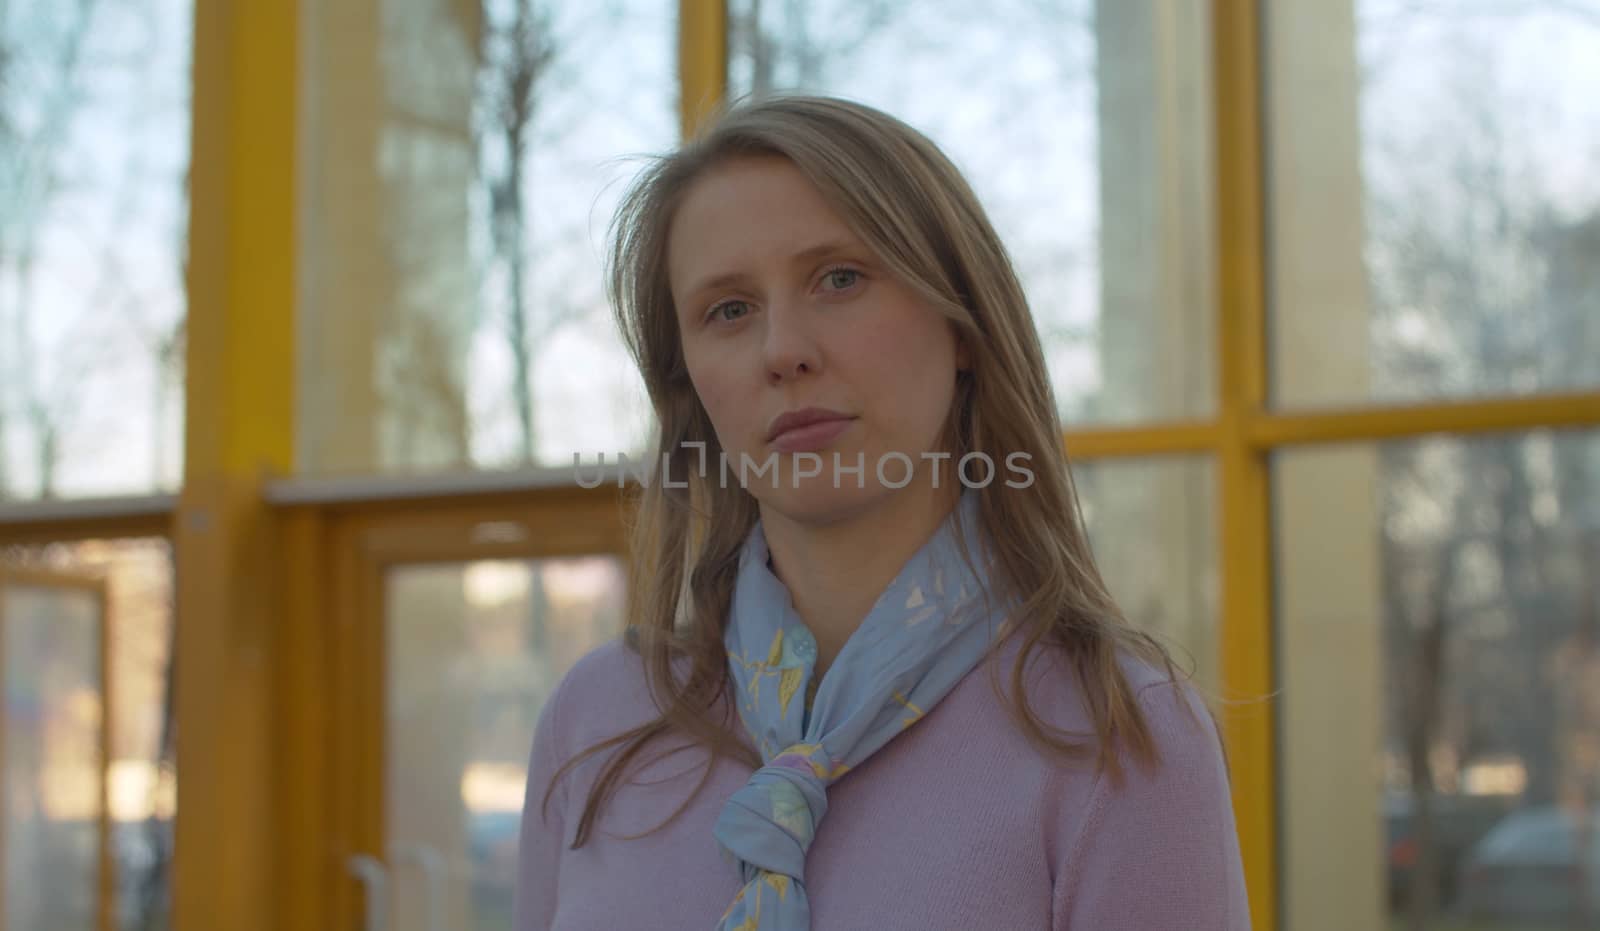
top-left (748, 479), bottom-right (892, 528)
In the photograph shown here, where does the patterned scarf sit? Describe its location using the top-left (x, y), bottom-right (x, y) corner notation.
top-left (714, 491), bottom-right (1009, 930)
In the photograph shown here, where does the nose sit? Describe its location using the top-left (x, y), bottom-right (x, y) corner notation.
top-left (762, 299), bottom-right (821, 385)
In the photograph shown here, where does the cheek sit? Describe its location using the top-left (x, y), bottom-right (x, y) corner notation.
top-left (685, 358), bottom-right (749, 448)
top-left (898, 360), bottom-right (959, 433)
top-left (852, 314), bottom-right (960, 436)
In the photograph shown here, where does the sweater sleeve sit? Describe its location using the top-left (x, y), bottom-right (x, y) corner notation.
top-left (513, 676), bottom-right (574, 931)
top-left (1053, 680), bottom-right (1252, 931)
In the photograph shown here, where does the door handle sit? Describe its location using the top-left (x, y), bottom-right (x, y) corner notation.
top-left (346, 854), bottom-right (389, 931)
top-left (391, 842), bottom-right (446, 931)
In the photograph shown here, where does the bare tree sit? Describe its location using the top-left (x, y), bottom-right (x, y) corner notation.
top-left (477, 0), bottom-right (562, 463)
top-left (1363, 5), bottom-right (1600, 925)
top-left (1, 0), bottom-right (106, 498)
top-left (729, 0), bottom-right (908, 97)
top-left (0, 13), bottom-right (12, 496)
top-left (1, 0), bottom-right (185, 498)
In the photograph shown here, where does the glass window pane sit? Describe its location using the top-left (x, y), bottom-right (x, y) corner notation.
top-left (298, 0), bottom-right (673, 476)
top-left (1074, 457), bottom-right (1217, 687)
top-left (1, 538), bottom-right (176, 931)
top-left (728, 0), bottom-right (1217, 426)
top-left (1277, 431), bottom-right (1600, 930)
top-left (1, 578), bottom-right (103, 928)
top-left (385, 556), bottom-right (624, 931)
top-left (0, 1), bottom-right (192, 500)
top-left (1266, 2), bottom-right (1600, 408)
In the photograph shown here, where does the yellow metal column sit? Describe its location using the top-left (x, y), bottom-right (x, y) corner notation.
top-left (679, 0), bottom-right (728, 137)
top-left (279, 508), bottom-right (330, 930)
top-left (1213, 2), bottom-right (1277, 929)
top-left (174, 2), bottom-right (298, 930)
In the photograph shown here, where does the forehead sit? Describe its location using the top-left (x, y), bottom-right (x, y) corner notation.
top-left (667, 156), bottom-right (859, 290)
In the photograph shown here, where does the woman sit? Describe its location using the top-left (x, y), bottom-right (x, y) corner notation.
top-left (515, 94), bottom-right (1250, 930)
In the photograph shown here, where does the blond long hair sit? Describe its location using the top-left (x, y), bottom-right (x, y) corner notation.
top-left (551, 94), bottom-right (1182, 847)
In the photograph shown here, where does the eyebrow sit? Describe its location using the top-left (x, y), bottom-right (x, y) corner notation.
top-left (682, 239), bottom-right (861, 305)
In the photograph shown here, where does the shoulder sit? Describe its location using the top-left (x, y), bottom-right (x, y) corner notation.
top-left (1073, 647), bottom-right (1233, 831)
top-left (1120, 650), bottom-right (1218, 745)
top-left (944, 636), bottom-right (1234, 878)
top-left (535, 636), bottom-right (721, 766)
top-left (983, 633), bottom-right (1222, 773)
top-left (537, 637), bottom-right (659, 747)
top-left (1102, 647), bottom-right (1226, 788)
top-left (551, 637), bottom-right (649, 702)
top-left (1044, 648), bottom-right (1249, 927)
top-left (526, 638), bottom-right (660, 815)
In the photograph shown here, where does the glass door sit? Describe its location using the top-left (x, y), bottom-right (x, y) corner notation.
top-left (328, 495), bottom-right (628, 931)
top-left (382, 555), bottom-right (624, 931)
top-left (0, 569), bottom-right (112, 931)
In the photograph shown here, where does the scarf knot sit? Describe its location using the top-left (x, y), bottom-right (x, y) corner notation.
top-left (713, 743), bottom-right (831, 880)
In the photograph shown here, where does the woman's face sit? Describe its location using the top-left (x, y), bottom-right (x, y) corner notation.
top-left (667, 155), bottom-right (966, 523)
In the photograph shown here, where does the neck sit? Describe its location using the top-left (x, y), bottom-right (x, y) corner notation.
top-left (759, 478), bottom-right (962, 678)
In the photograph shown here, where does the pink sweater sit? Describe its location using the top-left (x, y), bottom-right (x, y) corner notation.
top-left (515, 637), bottom-right (1252, 930)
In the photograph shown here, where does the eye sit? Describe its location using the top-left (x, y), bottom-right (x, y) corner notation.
top-left (707, 299), bottom-right (752, 324)
top-left (820, 266), bottom-right (863, 291)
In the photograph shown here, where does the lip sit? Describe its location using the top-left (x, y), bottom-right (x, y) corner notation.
top-left (766, 407), bottom-right (857, 450)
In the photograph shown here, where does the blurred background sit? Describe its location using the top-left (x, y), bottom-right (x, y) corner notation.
top-left (0, 0), bottom-right (1597, 929)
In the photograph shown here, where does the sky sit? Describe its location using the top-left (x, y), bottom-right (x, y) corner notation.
top-left (1, 0), bottom-right (191, 498)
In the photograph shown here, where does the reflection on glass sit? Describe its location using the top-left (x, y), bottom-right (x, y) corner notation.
top-left (1279, 431), bottom-right (1600, 930)
top-left (1, 579), bottom-right (105, 929)
top-left (299, 0), bottom-right (673, 476)
top-left (0, 1), bottom-right (192, 499)
top-left (1268, 1), bottom-right (1600, 407)
top-left (729, 0), bottom-right (1216, 424)
top-left (385, 555), bottom-right (624, 931)
top-left (1, 538), bottom-right (176, 931)
top-left (1073, 457), bottom-right (1217, 687)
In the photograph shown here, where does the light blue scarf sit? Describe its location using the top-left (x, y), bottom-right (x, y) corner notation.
top-left (714, 491), bottom-right (1009, 930)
